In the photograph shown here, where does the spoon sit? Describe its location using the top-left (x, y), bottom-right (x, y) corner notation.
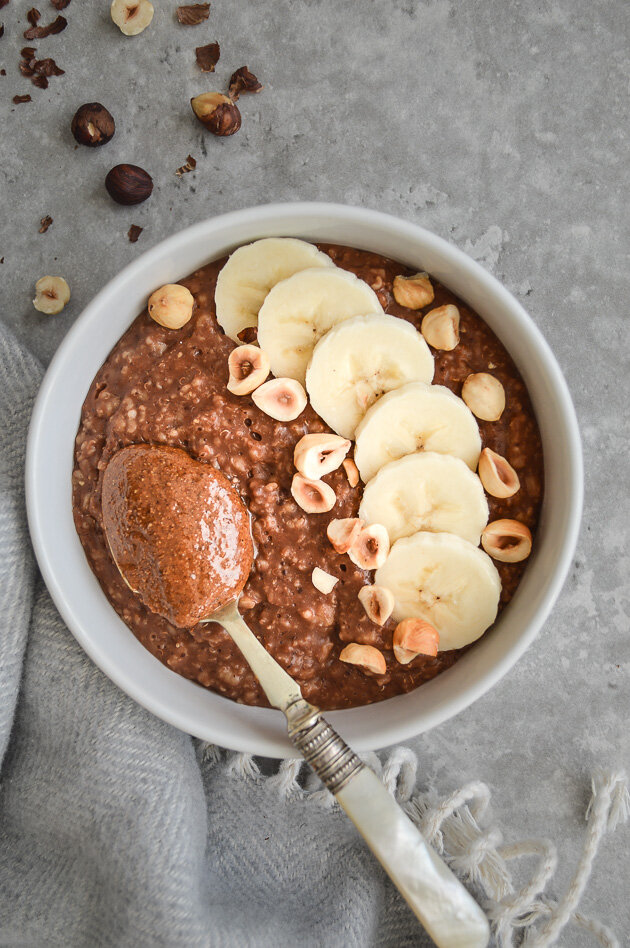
top-left (102, 445), bottom-right (490, 948)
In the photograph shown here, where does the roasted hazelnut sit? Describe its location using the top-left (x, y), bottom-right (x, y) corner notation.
top-left (148, 284), bottom-right (194, 329)
top-left (462, 372), bottom-right (505, 422)
top-left (358, 584), bottom-right (395, 626)
top-left (252, 378), bottom-right (307, 421)
top-left (393, 272), bottom-right (434, 309)
top-left (33, 275), bottom-right (70, 314)
top-left (191, 92), bottom-right (242, 136)
top-left (294, 433), bottom-right (351, 480)
top-left (71, 103), bottom-right (115, 147)
top-left (110, 0), bottom-right (154, 35)
top-left (421, 304), bottom-right (460, 351)
top-left (339, 643), bottom-right (387, 676)
top-left (105, 164), bottom-right (153, 205)
top-left (326, 518), bottom-right (363, 554)
top-left (291, 474), bottom-right (336, 514)
top-left (311, 567), bottom-right (338, 594)
top-left (481, 519), bottom-right (532, 563)
top-left (227, 344), bottom-right (270, 395)
top-left (393, 619), bottom-right (439, 664)
top-left (348, 524), bottom-right (390, 571)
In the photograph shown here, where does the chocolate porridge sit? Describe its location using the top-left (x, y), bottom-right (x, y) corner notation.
top-left (72, 244), bottom-right (544, 710)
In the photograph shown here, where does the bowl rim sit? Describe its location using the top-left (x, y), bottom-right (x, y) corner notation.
top-left (26, 202), bottom-right (583, 757)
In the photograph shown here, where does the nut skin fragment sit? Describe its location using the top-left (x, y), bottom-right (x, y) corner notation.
top-left (482, 519), bottom-right (532, 563)
top-left (33, 276), bottom-right (70, 314)
top-left (393, 619), bottom-right (439, 664)
top-left (358, 584), bottom-right (394, 626)
top-left (478, 447), bottom-right (520, 498)
top-left (251, 377), bottom-right (307, 421)
top-left (291, 474), bottom-right (336, 514)
top-left (421, 304), bottom-right (460, 351)
top-left (71, 103), bottom-right (115, 147)
top-left (227, 344), bottom-right (270, 395)
top-left (342, 457), bottom-right (360, 488)
top-left (196, 42), bottom-right (220, 72)
top-left (294, 433), bottom-right (351, 480)
top-left (176, 3), bottom-right (210, 25)
top-left (191, 92), bottom-right (241, 136)
top-left (462, 372), bottom-right (505, 422)
top-left (105, 164), bottom-right (153, 205)
top-left (148, 284), bottom-right (194, 330)
top-left (326, 517), bottom-right (363, 554)
top-left (311, 567), bottom-right (338, 594)
top-left (339, 643), bottom-right (387, 676)
top-left (348, 523), bottom-right (390, 570)
top-left (110, 0), bottom-right (154, 35)
top-left (228, 66), bottom-right (263, 101)
top-left (393, 272), bottom-right (434, 309)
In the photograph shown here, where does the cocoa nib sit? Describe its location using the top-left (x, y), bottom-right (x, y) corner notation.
top-left (24, 13), bottom-right (67, 39)
top-left (39, 215), bottom-right (53, 233)
top-left (228, 66), bottom-right (262, 102)
top-left (128, 224), bottom-right (143, 243)
top-left (175, 154), bottom-right (197, 177)
top-left (51, 0), bottom-right (71, 8)
top-left (195, 42), bottom-right (220, 72)
top-left (13, 94), bottom-right (32, 104)
top-left (176, 3), bottom-right (209, 25)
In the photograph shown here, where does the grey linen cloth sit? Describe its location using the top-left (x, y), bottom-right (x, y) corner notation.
top-left (0, 320), bottom-right (432, 947)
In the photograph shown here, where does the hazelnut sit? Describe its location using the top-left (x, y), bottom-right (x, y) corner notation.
top-left (342, 457), bottom-right (360, 488)
top-left (326, 517), bottom-right (363, 554)
top-left (191, 92), bottom-right (242, 136)
top-left (33, 275), bottom-right (70, 314)
top-left (227, 345), bottom-right (270, 395)
top-left (105, 164), bottom-right (153, 205)
top-left (293, 433), bottom-right (351, 480)
top-left (358, 584), bottom-right (395, 626)
top-left (311, 567), bottom-right (338, 595)
top-left (478, 448), bottom-right (520, 498)
top-left (291, 473), bottom-right (336, 514)
top-left (392, 272), bottom-right (434, 309)
top-left (71, 103), bottom-right (115, 147)
top-left (462, 373), bottom-right (505, 422)
top-left (348, 523), bottom-right (390, 571)
top-left (252, 378), bottom-right (307, 421)
top-left (339, 643), bottom-right (387, 676)
top-left (148, 284), bottom-right (194, 329)
top-left (393, 619), bottom-right (439, 664)
top-left (421, 304), bottom-right (460, 351)
top-left (481, 519), bottom-right (532, 563)
top-left (110, 0), bottom-right (154, 35)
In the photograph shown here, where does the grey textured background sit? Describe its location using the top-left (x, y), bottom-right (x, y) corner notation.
top-left (1, 0), bottom-right (629, 943)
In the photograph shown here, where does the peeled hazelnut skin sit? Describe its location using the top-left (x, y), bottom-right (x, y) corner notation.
top-left (348, 523), bottom-right (390, 571)
top-left (392, 272), bottom-right (434, 309)
top-left (291, 473), bottom-right (336, 514)
top-left (482, 519), bottom-right (532, 563)
top-left (478, 447), bottom-right (520, 498)
top-left (294, 433), bottom-right (351, 480)
top-left (393, 619), bottom-right (439, 664)
top-left (358, 584), bottom-right (395, 626)
top-left (33, 275), bottom-right (70, 314)
top-left (105, 164), bottom-right (153, 205)
top-left (110, 0), bottom-right (154, 35)
top-left (148, 284), bottom-right (194, 330)
top-left (71, 103), bottom-right (115, 147)
top-left (462, 372), bottom-right (506, 422)
top-left (339, 643), bottom-right (387, 676)
top-left (421, 304), bottom-right (460, 351)
top-left (227, 344), bottom-right (270, 396)
top-left (191, 92), bottom-right (241, 136)
top-left (252, 378), bottom-right (307, 421)
top-left (343, 457), bottom-right (360, 488)
top-left (326, 517), bottom-right (363, 554)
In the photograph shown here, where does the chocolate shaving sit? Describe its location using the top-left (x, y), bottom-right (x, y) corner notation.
top-left (228, 66), bottom-right (262, 102)
top-left (13, 94), bottom-right (32, 103)
top-left (175, 154), bottom-right (197, 177)
top-left (24, 13), bottom-right (66, 39)
top-left (195, 41), bottom-right (219, 72)
top-left (128, 224), bottom-right (143, 244)
top-left (50, 0), bottom-right (70, 8)
top-left (39, 215), bottom-right (53, 233)
top-left (176, 3), bottom-right (209, 25)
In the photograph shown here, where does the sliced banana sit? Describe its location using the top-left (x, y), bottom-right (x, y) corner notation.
top-left (215, 238), bottom-right (334, 342)
top-left (257, 267), bottom-right (383, 384)
top-left (359, 452), bottom-right (488, 546)
top-left (354, 381), bottom-right (481, 483)
top-left (305, 313), bottom-right (434, 439)
top-left (375, 531), bottom-right (501, 651)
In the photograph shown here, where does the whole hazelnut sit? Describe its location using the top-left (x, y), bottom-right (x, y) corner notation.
top-left (191, 92), bottom-right (241, 136)
top-left (148, 284), bottom-right (195, 329)
top-left (105, 164), bottom-right (153, 205)
top-left (71, 103), bottom-right (115, 147)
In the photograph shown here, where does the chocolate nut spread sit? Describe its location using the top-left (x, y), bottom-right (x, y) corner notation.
top-left (72, 244), bottom-right (544, 710)
top-left (102, 444), bottom-right (253, 628)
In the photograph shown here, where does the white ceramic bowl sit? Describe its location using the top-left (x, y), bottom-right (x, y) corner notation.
top-left (26, 203), bottom-right (582, 758)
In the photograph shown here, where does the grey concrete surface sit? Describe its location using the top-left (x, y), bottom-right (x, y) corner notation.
top-left (2, 0), bottom-right (629, 943)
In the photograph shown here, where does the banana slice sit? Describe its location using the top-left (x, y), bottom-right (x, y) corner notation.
top-left (359, 452), bottom-right (488, 546)
top-left (215, 238), bottom-right (334, 342)
top-left (257, 268), bottom-right (383, 384)
top-left (305, 314), bottom-right (434, 439)
top-left (375, 531), bottom-right (501, 651)
top-left (354, 381), bottom-right (481, 483)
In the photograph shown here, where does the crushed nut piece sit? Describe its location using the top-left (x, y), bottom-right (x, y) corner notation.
top-left (311, 567), bottom-right (338, 595)
top-left (176, 3), bottom-right (209, 25)
top-left (195, 42), bottom-right (219, 72)
top-left (127, 224), bottom-right (143, 243)
top-left (228, 66), bottom-right (262, 101)
top-left (342, 457), bottom-right (360, 488)
top-left (39, 215), bottom-right (53, 233)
